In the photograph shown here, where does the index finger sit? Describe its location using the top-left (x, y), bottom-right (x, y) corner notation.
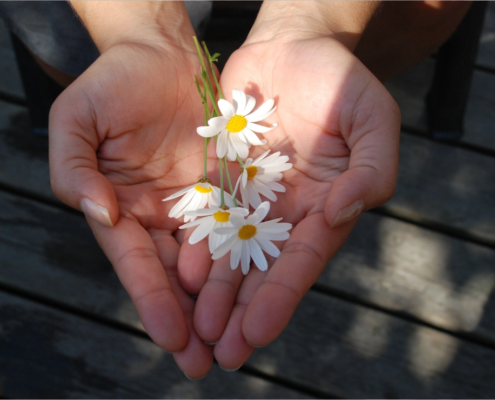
top-left (87, 215), bottom-right (188, 352)
top-left (241, 212), bottom-right (357, 347)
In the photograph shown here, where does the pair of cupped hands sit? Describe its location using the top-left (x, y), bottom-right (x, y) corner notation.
top-left (49, 6), bottom-right (400, 379)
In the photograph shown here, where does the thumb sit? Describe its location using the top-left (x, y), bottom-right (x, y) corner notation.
top-left (325, 106), bottom-right (401, 228)
top-left (49, 89), bottom-right (118, 227)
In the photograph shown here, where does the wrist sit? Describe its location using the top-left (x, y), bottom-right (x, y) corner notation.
top-left (70, 1), bottom-right (196, 53)
top-left (246, 1), bottom-right (381, 51)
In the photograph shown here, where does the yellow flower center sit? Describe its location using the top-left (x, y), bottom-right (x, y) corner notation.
top-left (238, 224), bottom-right (257, 240)
top-left (226, 115), bottom-right (247, 133)
top-left (213, 211), bottom-right (230, 223)
top-left (246, 166), bottom-right (258, 180)
top-left (195, 184), bottom-right (212, 194)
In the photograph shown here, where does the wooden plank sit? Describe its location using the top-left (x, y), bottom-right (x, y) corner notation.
top-left (2, 189), bottom-right (495, 397)
top-left (386, 58), bottom-right (495, 151)
top-left (254, 290), bottom-right (495, 398)
top-left (0, 291), bottom-right (307, 399)
top-left (387, 133), bottom-right (495, 244)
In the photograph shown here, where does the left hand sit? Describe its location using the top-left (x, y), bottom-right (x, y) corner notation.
top-left (182, 3), bottom-right (401, 370)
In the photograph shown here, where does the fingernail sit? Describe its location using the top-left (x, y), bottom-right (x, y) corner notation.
top-left (331, 199), bottom-right (364, 228)
top-left (184, 372), bottom-right (207, 381)
top-left (80, 198), bottom-right (113, 227)
top-left (219, 363), bottom-right (243, 372)
top-left (247, 342), bottom-right (265, 349)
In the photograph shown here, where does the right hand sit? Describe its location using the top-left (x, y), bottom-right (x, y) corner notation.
top-left (49, 16), bottom-right (216, 378)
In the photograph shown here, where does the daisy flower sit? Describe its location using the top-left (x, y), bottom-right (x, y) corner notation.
top-left (212, 202), bottom-right (292, 275)
top-left (196, 89), bottom-right (277, 161)
top-left (180, 206), bottom-right (249, 253)
top-left (234, 150), bottom-right (292, 209)
top-left (162, 178), bottom-right (235, 222)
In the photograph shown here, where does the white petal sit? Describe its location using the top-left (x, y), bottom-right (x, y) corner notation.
top-left (257, 172), bottom-right (283, 183)
top-left (232, 89), bottom-right (247, 115)
top-left (236, 131), bottom-right (248, 144)
top-left (212, 234), bottom-right (239, 260)
top-left (233, 175), bottom-right (242, 198)
top-left (241, 168), bottom-right (248, 188)
top-left (209, 187), bottom-right (221, 207)
top-left (255, 237), bottom-right (281, 258)
top-left (209, 231), bottom-right (221, 254)
top-left (249, 239), bottom-right (268, 271)
top-left (185, 191), bottom-right (204, 215)
top-left (168, 189), bottom-right (196, 218)
top-left (197, 125), bottom-right (222, 138)
top-left (267, 181), bottom-right (286, 192)
top-left (226, 136), bottom-right (238, 161)
top-left (223, 192), bottom-right (236, 208)
top-left (179, 218), bottom-right (204, 229)
top-left (218, 99), bottom-right (235, 119)
top-left (242, 128), bottom-right (266, 146)
top-left (247, 122), bottom-right (277, 134)
top-left (246, 99), bottom-right (275, 122)
top-left (229, 213), bottom-right (245, 229)
top-left (252, 150), bottom-right (271, 165)
top-left (217, 130), bottom-right (229, 158)
top-left (189, 217), bottom-right (216, 244)
top-left (230, 207), bottom-right (250, 216)
top-left (256, 152), bottom-right (282, 166)
top-left (231, 134), bottom-right (249, 160)
top-left (209, 116), bottom-right (229, 128)
top-left (256, 231), bottom-right (290, 241)
top-left (230, 240), bottom-right (242, 270)
top-left (257, 217), bottom-right (283, 227)
top-left (242, 95), bottom-right (256, 116)
top-left (162, 184), bottom-right (195, 201)
top-left (241, 240), bottom-right (251, 275)
top-left (247, 185), bottom-right (263, 209)
top-left (184, 207), bottom-right (217, 217)
top-left (247, 201), bottom-right (270, 225)
top-left (240, 185), bottom-right (250, 212)
top-left (258, 222), bottom-right (292, 233)
top-left (253, 180), bottom-right (278, 202)
top-left (214, 227), bottom-right (238, 235)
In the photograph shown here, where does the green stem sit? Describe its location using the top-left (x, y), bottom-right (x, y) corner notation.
top-left (200, 69), bottom-right (220, 116)
top-left (203, 139), bottom-right (208, 178)
top-left (223, 157), bottom-right (238, 207)
top-left (218, 158), bottom-right (225, 206)
top-left (236, 156), bottom-right (245, 168)
top-left (193, 37), bottom-right (219, 115)
top-left (202, 41), bottom-right (224, 100)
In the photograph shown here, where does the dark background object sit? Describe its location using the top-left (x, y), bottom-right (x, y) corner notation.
top-left (427, 1), bottom-right (488, 141)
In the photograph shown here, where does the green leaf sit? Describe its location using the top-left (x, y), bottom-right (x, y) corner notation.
top-left (210, 53), bottom-right (221, 62)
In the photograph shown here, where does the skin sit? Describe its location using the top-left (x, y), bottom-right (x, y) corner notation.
top-left (48, 0), bottom-right (472, 377)
top-left (189, 2), bottom-right (400, 369)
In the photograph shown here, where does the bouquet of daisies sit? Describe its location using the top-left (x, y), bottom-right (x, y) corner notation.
top-left (163, 38), bottom-right (292, 275)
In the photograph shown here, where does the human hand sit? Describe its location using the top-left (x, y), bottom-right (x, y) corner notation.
top-left (186, 1), bottom-right (401, 370)
top-left (49, 1), bottom-right (218, 379)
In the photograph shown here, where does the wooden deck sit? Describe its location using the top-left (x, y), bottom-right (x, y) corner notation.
top-left (1, 4), bottom-right (495, 398)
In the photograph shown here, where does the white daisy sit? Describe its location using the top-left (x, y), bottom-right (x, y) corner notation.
top-left (212, 202), bottom-right (292, 275)
top-left (179, 206), bottom-right (249, 253)
top-left (162, 178), bottom-right (235, 222)
top-left (234, 150), bottom-right (292, 210)
top-left (196, 89), bottom-right (277, 161)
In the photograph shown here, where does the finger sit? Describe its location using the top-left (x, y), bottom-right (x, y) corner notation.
top-left (193, 252), bottom-right (244, 343)
top-left (242, 213), bottom-right (356, 347)
top-left (178, 227), bottom-right (213, 294)
top-left (151, 228), bottom-right (214, 378)
top-left (49, 89), bottom-right (118, 227)
top-left (214, 269), bottom-right (267, 370)
top-left (87, 216), bottom-right (188, 352)
top-left (325, 89), bottom-right (401, 228)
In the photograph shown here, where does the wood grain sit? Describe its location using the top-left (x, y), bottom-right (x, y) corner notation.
top-left (0, 291), bottom-right (308, 399)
